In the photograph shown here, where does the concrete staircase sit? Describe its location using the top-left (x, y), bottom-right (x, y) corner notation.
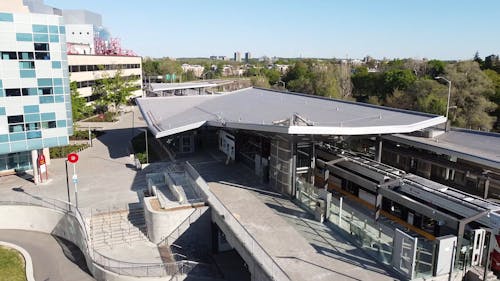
top-left (90, 207), bottom-right (149, 249)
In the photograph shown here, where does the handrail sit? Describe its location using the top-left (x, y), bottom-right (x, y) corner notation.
top-left (0, 196), bottom-right (203, 278)
top-left (158, 207), bottom-right (201, 246)
top-left (185, 161), bottom-right (291, 281)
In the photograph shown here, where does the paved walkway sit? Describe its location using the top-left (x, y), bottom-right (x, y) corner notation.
top-left (0, 230), bottom-right (94, 281)
top-left (192, 160), bottom-right (400, 281)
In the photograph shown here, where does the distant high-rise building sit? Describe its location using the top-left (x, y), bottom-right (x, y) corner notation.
top-left (245, 52), bottom-right (251, 62)
top-left (234, 52), bottom-right (241, 62)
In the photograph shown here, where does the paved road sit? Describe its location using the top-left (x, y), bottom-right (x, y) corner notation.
top-left (0, 230), bottom-right (95, 281)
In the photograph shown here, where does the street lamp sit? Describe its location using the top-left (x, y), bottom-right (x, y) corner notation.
top-left (435, 76), bottom-right (452, 119)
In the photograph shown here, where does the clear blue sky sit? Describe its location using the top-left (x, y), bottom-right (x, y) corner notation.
top-left (45, 0), bottom-right (500, 60)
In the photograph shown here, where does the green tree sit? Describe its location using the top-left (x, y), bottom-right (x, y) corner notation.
top-left (443, 61), bottom-right (496, 130)
top-left (426, 60), bottom-right (446, 78)
top-left (70, 81), bottom-right (93, 121)
top-left (384, 69), bottom-right (416, 91)
top-left (250, 76), bottom-right (270, 88)
top-left (93, 70), bottom-right (136, 113)
top-left (142, 58), bottom-right (160, 76)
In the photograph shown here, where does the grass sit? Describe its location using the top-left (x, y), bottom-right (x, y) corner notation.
top-left (83, 112), bottom-right (117, 122)
top-left (69, 130), bottom-right (105, 141)
top-left (50, 144), bottom-right (89, 159)
top-left (0, 246), bottom-right (26, 281)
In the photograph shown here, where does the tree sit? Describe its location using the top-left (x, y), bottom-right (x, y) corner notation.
top-left (426, 60), bottom-right (446, 78)
top-left (443, 61), bottom-right (496, 130)
top-left (384, 69), bottom-right (416, 92)
top-left (93, 70), bottom-right (137, 113)
top-left (250, 76), bottom-right (270, 88)
top-left (70, 81), bottom-right (93, 121)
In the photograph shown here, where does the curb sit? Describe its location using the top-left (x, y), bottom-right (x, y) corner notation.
top-left (0, 241), bottom-right (35, 281)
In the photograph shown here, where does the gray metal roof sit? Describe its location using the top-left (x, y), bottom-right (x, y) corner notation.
top-left (149, 82), bottom-right (218, 92)
top-left (137, 87), bottom-right (446, 138)
top-left (384, 129), bottom-right (500, 168)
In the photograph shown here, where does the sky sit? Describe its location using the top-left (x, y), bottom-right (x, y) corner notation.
top-left (44, 0), bottom-right (500, 60)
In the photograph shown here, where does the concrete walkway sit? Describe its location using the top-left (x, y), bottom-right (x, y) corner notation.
top-left (192, 160), bottom-right (400, 281)
top-left (0, 230), bottom-right (94, 281)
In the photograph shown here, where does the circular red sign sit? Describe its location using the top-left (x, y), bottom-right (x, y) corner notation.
top-left (67, 153), bottom-right (79, 163)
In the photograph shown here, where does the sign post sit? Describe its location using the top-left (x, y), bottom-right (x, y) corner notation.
top-left (67, 153), bottom-right (79, 208)
top-left (37, 153), bottom-right (48, 182)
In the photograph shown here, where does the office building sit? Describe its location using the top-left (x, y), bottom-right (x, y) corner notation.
top-left (0, 1), bottom-right (72, 176)
top-left (234, 51), bottom-right (241, 62)
top-left (244, 51), bottom-right (251, 62)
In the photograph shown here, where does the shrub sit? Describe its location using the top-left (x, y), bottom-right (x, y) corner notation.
top-left (50, 144), bottom-right (89, 159)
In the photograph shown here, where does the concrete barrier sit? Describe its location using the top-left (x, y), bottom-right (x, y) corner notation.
top-left (0, 205), bottom-right (165, 281)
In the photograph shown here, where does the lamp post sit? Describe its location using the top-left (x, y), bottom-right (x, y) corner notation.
top-left (435, 76), bottom-right (452, 119)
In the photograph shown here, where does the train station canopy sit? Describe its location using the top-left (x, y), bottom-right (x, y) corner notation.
top-left (137, 87), bottom-right (447, 138)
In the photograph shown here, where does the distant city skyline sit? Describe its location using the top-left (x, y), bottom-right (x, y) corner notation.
top-left (44, 0), bottom-right (500, 60)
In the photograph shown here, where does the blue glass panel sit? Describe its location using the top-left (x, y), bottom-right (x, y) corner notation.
top-left (49, 25), bottom-right (58, 33)
top-left (49, 35), bottom-right (59, 43)
top-left (10, 141), bottom-right (27, 152)
top-left (0, 143), bottom-right (9, 153)
top-left (0, 80), bottom-right (2, 88)
top-left (54, 96), bottom-right (64, 103)
top-left (16, 33), bottom-right (33, 42)
top-left (52, 61), bottom-right (61, 69)
top-left (53, 78), bottom-right (62, 86)
top-left (26, 131), bottom-right (41, 139)
top-left (19, 61), bottom-right (34, 69)
top-left (25, 88), bottom-right (38, 96)
top-left (33, 34), bottom-right (49, 42)
top-left (27, 139), bottom-right (43, 150)
top-left (43, 137), bottom-right (58, 147)
top-left (40, 112), bottom-right (56, 121)
top-left (37, 78), bottom-right (52, 87)
top-left (53, 87), bottom-right (64, 95)
top-left (9, 133), bottom-right (26, 141)
top-left (32, 25), bottom-right (48, 33)
top-left (24, 105), bottom-right (39, 113)
top-left (56, 120), bottom-right (66, 127)
top-left (59, 26), bottom-right (65, 34)
top-left (0, 90), bottom-right (4, 97)
top-left (0, 13), bottom-right (14, 22)
top-left (0, 135), bottom-right (8, 142)
top-left (0, 107), bottom-right (4, 115)
top-left (25, 114), bottom-right (40, 122)
top-left (20, 70), bottom-right (36, 78)
top-left (39, 96), bottom-right (54, 104)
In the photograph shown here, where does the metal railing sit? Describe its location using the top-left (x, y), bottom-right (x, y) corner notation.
top-left (185, 161), bottom-right (291, 281)
top-left (0, 194), bottom-right (205, 278)
top-left (158, 207), bottom-right (203, 247)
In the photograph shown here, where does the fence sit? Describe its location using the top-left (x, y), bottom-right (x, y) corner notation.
top-left (295, 179), bottom-right (437, 279)
top-left (0, 194), bottom-right (205, 278)
top-left (185, 161), bottom-right (291, 281)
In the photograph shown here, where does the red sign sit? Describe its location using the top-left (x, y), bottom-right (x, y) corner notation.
top-left (67, 153), bottom-right (79, 163)
top-left (38, 154), bottom-right (46, 166)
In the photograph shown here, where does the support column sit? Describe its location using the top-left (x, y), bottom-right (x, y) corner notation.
top-left (290, 136), bottom-right (297, 198)
top-left (375, 136), bottom-right (383, 162)
top-left (31, 149), bottom-right (39, 185)
top-left (483, 176), bottom-right (491, 199)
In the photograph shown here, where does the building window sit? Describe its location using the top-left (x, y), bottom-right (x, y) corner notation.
top-left (0, 12), bottom-right (14, 22)
top-left (25, 122), bottom-right (40, 131)
top-left (1, 52), bottom-right (17, 60)
top-left (22, 88), bottom-right (38, 96)
top-left (35, 52), bottom-right (50, 60)
top-left (19, 61), bottom-right (35, 69)
top-left (39, 87), bottom-right (53, 95)
top-left (16, 33), bottom-right (33, 42)
top-left (34, 43), bottom-right (49, 51)
top-left (5, 89), bottom-right (21, 97)
top-left (8, 115), bottom-right (23, 124)
top-left (32, 24), bottom-right (48, 33)
top-left (41, 121), bottom-right (57, 129)
top-left (18, 52), bottom-right (34, 60)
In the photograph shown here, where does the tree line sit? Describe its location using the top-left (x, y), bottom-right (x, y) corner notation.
top-left (141, 55), bottom-right (500, 132)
